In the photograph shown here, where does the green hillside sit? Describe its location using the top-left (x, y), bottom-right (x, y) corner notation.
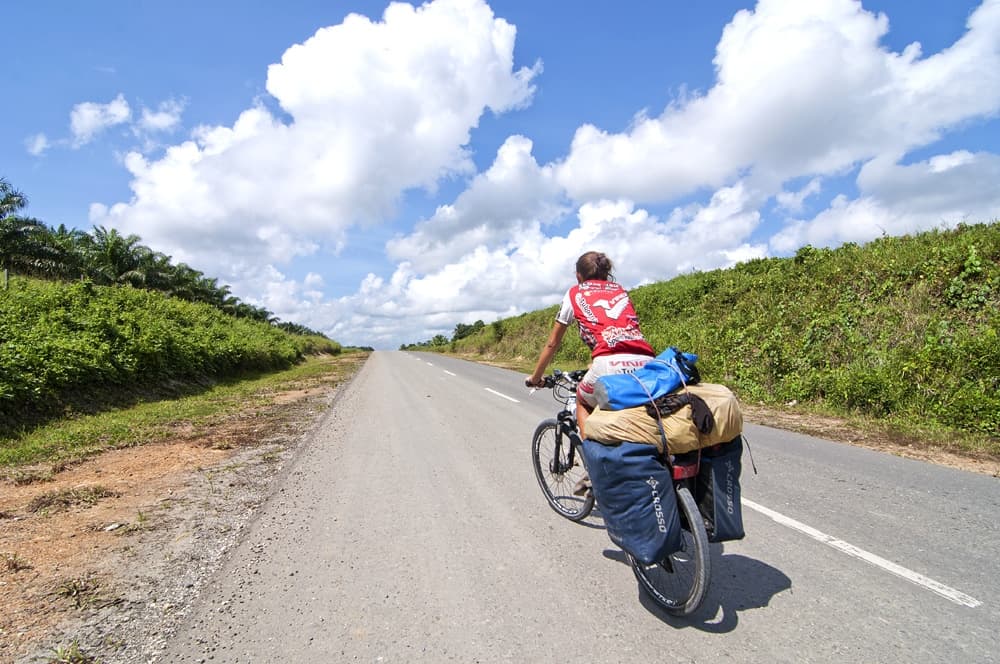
top-left (0, 277), bottom-right (341, 437)
top-left (438, 222), bottom-right (1000, 450)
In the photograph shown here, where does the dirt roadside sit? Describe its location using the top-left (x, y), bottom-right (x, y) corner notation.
top-left (1, 374), bottom-right (354, 664)
top-left (1, 370), bottom-right (997, 663)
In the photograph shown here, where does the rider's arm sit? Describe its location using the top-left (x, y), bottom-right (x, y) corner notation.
top-left (527, 320), bottom-right (568, 386)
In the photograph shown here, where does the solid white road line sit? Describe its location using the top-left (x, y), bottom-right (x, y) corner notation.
top-left (742, 498), bottom-right (983, 608)
top-left (485, 388), bottom-right (520, 403)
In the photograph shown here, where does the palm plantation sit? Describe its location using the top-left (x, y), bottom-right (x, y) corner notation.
top-left (0, 177), bottom-right (296, 329)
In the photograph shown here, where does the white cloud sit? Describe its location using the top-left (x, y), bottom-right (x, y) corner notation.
top-left (25, 133), bottom-right (50, 156)
top-left (776, 178), bottom-right (822, 213)
top-left (138, 99), bottom-right (185, 133)
top-left (555, 0), bottom-right (1000, 203)
top-left (70, 93), bottom-right (131, 146)
top-left (385, 135), bottom-right (566, 271)
top-left (770, 150), bottom-right (1000, 251)
top-left (92, 0), bottom-right (539, 289)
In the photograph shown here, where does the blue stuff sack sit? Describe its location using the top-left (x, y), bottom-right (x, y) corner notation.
top-left (696, 435), bottom-right (745, 542)
top-left (593, 346), bottom-right (700, 411)
top-left (580, 439), bottom-right (682, 564)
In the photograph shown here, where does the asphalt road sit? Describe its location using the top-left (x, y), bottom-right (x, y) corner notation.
top-left (162, 351), bottom-right (1000, 663)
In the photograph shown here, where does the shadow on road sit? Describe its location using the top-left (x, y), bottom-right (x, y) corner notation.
top-left (602, 545), bottom-right (791, 632)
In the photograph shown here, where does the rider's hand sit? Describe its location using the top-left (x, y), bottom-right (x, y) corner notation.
top-left (525, 376), bottom-right (543, 388)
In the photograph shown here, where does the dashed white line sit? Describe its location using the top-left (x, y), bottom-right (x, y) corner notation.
top-left (485, 388), bottom-right (520, 403)
top-left (443, 370), bottom-right (456, 377)
top-left (742, 498), bottom-right (983, 608)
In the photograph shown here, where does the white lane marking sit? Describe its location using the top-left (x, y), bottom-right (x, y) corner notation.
top-left (425, 362), bottom-right (434, 366)
top-left (742, 498), bottom-right (983, 608)
top-left (485, 388), bottom-right (520, 403)
top-left (443, 370), bottom-right (456, 376)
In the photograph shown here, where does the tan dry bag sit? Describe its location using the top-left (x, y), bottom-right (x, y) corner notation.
top-left (584, 382), bottom-right (743, 454)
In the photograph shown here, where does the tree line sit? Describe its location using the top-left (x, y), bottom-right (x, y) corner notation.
top-left (1, 177), bottom-right (325, 337)
top-left (400, 319), bottom-right (486, 350)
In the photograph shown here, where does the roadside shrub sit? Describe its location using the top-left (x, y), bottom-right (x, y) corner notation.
top-left (0, 278), bottom-right (321, 433)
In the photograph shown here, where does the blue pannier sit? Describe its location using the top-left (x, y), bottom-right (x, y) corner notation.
top-left (593, 346), bottom-right (700, 411)
top-left (580, 439), bottom-right (682, 564)
top-left (696, 435), bottom-right (745, 542)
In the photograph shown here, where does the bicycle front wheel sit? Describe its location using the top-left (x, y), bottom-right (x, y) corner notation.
top-left (628, 484), bottom-right (710, 615)
top-left (531, 419), bottom-right (595, 521)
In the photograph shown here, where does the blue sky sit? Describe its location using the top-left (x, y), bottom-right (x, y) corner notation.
top-left (6, 0), bottom-right (999, 349)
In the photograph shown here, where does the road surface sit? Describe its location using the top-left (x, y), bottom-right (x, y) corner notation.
top-left (161, 351), bottom-right (1000, 663)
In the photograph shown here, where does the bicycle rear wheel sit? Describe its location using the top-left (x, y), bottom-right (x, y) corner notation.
top-left (531, 419), bottom-right (595, 521)
top-left (628, 484), bottom-right (710, 615)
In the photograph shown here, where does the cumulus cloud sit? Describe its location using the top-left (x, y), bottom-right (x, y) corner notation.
top-left (555, 0), bottom-right (1000, 203)
top-left (92, 0), bottom-right (539, 287)
top-left (385, 135), bottom-right (566, 272)
top-left (70, 93), bottom-right (131, 146)
top-left (770, 150), bottom-right (1000, 251)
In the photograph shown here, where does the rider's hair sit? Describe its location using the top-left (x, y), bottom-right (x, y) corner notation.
top-left (576, 251), bottom-right (614, 282)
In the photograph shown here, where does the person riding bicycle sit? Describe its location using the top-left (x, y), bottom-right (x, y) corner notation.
top-left (525, 251), bottom-right (655, 443)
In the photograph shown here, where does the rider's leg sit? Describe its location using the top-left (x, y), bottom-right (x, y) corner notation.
top-left (575, 368), bottom-right (600, 440)
top-left (576, 399), bottom-right (594, 440)
top-left (573, 383), bottom-right (597, 497)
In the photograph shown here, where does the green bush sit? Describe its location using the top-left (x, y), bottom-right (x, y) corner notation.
top-left (0, 278), bottom-right (339, 434)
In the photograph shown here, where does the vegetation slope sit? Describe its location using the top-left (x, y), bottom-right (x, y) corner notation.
top-left (0, 277), bottom-right (341, 440)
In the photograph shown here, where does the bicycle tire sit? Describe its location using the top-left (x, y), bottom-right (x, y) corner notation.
top-left (628, 484), bottom-right (710, 615)
top-left (531, 419), bottom-right (595, 521)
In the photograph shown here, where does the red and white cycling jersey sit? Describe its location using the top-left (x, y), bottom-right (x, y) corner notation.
top-left (556, 280), bottom-right (654, 359)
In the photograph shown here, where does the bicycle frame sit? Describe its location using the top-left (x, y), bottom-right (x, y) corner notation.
top-left (531, 369), bottom-right (594, 521)
top-left (551, 410), bottom-right (582, 474)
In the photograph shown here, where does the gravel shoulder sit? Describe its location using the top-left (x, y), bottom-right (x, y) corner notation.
top-left (1, 356), bottom-right (996, 663)
top-left (1, 371), bottom-right (356, 664)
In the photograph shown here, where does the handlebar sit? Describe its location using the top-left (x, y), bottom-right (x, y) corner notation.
top-left (527, 369), bottom-right (587, 401)
top-left (526, 368), bottom-right (587, 388)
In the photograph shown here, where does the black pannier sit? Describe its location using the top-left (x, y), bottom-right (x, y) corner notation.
top-left (696, 435), bottom-right (745, 543)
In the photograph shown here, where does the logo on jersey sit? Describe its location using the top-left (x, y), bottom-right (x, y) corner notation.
top-left (591, 292), bottom-right (629, 320)
top-left (574, 291), bottom-right (599, 323)
top-left (602, 325), bottom-right (644, 348)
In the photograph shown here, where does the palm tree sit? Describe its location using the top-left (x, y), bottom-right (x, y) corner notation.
top-left (1, 178), bottom-right (28, 218)
top-left (1, 179), bottom-right (48, 287)
top-left (161, 262), bottom-right (205, 301)
top-left (42, 224), bottom-right (91, 279)
top-left (86, 225), bottom-right (154, 287)
top-left (0, 215), bottom-right (49, 284)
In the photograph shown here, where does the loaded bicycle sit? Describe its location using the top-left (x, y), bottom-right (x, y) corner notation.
top-left (529, 369), bottom-right (711, 615)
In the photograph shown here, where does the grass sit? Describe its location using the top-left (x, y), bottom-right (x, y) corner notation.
top-left (53, 575), bottom-right (103, 609)
top-left (0, 352), bottom-right (367, 469)
top-left (27, 486), bottom-right (117, 513)
top-left (46, 640), bottom-right (99, 664)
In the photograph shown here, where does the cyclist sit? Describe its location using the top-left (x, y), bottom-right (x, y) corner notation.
top-left (525, 251), bottom-right (655, 455)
